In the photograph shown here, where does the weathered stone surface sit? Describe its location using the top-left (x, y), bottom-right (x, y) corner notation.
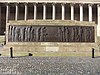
top-left (9, 20), bottom-right (96, 26)
top-left (5, 20), bottom-right (97, 54)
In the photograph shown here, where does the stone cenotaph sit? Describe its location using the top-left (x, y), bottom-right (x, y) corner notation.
top-left (5, 20), bottom-right (96, 56)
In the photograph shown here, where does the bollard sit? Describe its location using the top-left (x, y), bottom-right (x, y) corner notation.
top-left (10, 47), bottom-right (13, 58)
top-left (92, 48), bottom-right (94, 58)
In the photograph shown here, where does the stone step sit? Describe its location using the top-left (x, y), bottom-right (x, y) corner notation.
top-left (0, 45), bottom-right (99, 56)
top-left (0, 51), bottom-right (98, 57)
top-left (1, 47), bottom-right (94, 52)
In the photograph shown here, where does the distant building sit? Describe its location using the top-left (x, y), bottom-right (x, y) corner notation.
top-left (0, 0), bottom-right (99, 35)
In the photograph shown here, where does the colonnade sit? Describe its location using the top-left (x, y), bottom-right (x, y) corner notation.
top-left (0, 2), bottom-right (100, 35)
top-left (5, 3), bottom-right (98, 22)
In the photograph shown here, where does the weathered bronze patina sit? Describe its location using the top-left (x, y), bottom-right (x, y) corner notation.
top-left (8, 25), bottom-right (94, 42)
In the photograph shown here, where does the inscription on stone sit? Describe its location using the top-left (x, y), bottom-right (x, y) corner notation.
top-left (8, 25), bottom-right (95, 42)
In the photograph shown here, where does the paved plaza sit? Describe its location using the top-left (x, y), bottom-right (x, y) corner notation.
top-left (0, 56), bottom-right (99, 75)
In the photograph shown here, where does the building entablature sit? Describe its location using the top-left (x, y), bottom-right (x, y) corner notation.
top-left (0, 0), bottom-right (100, 4)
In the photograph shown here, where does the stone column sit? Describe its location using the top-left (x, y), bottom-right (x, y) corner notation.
top-left (97, 5), bottom-right (100, 36)
top-left (0, 6), bottom-right (1, 34)
top-left (71, 3), bottom-right (74, 20)
top-left (43, 3), bottom-right (46, 20)
top-left (24, 3), bottom-right (27, 21)
top-left (79, 4), bottom-right (83, 21)
top-left (6, 3), bottom-right (10, 23)
top-left (61, 3), bottom-right (65, 20)
top-left (88, 4), bottom-right (92, 22)
top-left (15, 3), bottom-right (18, 21)
top-left (52, 3), bottom-right (55, 20)
top-left (34, 3), bottom-right (37, 20)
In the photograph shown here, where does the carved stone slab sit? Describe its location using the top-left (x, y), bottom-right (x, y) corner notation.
top-left (8, 25), bottom-right (95, 42)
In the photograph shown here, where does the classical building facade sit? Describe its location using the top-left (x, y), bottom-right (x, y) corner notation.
top-left (0, 0), bottom-right (99, 35)
top-left (0, 0), bottom-right (98, 55)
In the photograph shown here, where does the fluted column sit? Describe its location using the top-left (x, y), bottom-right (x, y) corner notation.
top-left (71, 3), bottom-right (74, 20)
top-left (52, 3), bottom-right (55, 20)
top-left (79, 4), bottom-right (83, 21)
top-left (97, 5), bottom-right (100, 36)
top-left (61, 3), bottom-right (65, 20)
top-left (24, 3), bottom-right (27, 21)
top-left (34, 3), bottom-right (37, 20)
top-left (6, 3), bottom-right (10, 23)
top-left (15, 3), bottom-right (18, 21)
top-left (88, 4), bottom-right (92, 22)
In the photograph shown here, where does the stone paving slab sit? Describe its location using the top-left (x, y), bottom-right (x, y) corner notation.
top-left (0, 56), bottom-right (100, 75)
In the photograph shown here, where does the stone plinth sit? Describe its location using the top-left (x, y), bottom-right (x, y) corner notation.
top-left (5, 20), bottom-right (97, 56)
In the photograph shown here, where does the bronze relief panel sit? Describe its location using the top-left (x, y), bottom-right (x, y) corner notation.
top-left (8, 25), bottom-right (95, 42)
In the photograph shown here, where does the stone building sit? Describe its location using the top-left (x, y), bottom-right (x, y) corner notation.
top-left (0, 0), bottom-right (99, 55)
top-left (0, 0), bottom-right (99, 36)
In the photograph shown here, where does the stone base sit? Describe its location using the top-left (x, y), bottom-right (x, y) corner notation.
top-left (0, 42), bottom-right (96, 56)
